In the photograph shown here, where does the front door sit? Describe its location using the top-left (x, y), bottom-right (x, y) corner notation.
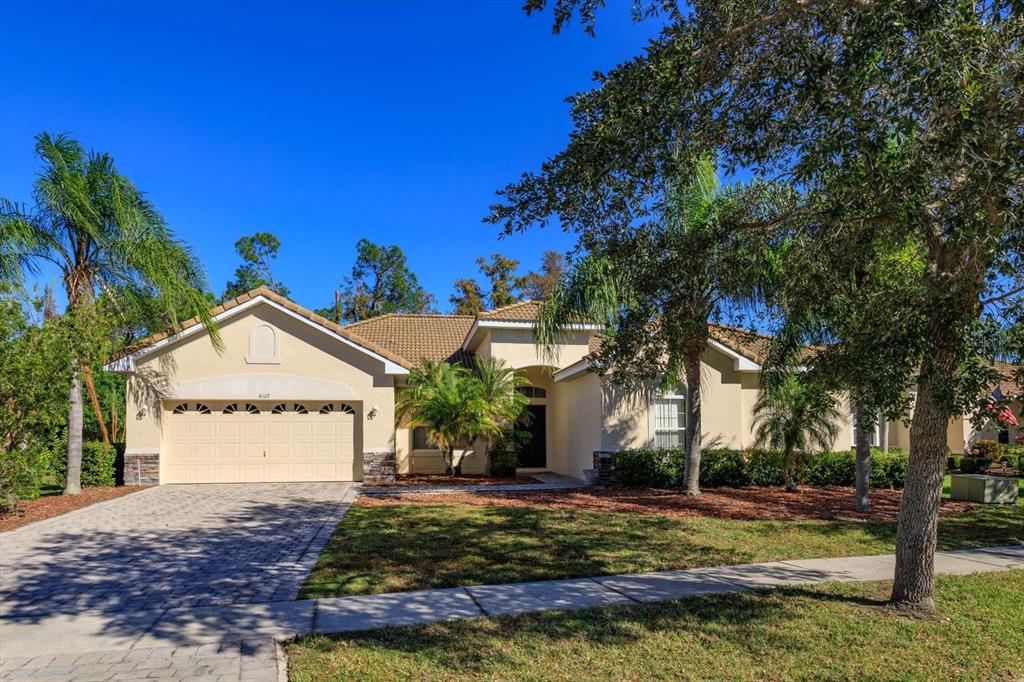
top-left (517, 405), bottom-right (546, 468)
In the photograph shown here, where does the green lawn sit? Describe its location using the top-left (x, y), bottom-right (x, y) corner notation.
top-left (299, 499), bottom-right (1024, 598)
top-left (289, 570), bottom-right (1024, 681)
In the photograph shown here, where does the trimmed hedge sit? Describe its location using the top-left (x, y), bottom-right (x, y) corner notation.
top-left (490, 450), bottom-right (518, 478)
top-left (611, 447), bottom-right (909, 489)
top-left (50, 440), bottom-right (117, 488)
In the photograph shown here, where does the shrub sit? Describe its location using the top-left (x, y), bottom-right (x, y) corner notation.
top-left (50, 440), bottom-right (117, 488)
top-left (970, 439), bottom-right (1007, 460)
top-left (613, 449), bottom-right (684, 487)
top-left (489, 450), bottom-right (518, 478)
top-left (959, 456), bottom-right (991, 474)
top-left (804, 451), bottom-right (856, 487)
top-left (744, 449), bottom-right (786, 486)
top-left (870, 449), bottom-right (908, 488)
top-left (0, 444), bottom-right (55, 510)
top-left (699, 449), bottom-right (750, 488)
top-left (607, 446), bottom-right (910, 489)
top-left (1005, 445), bottom-right (1024, 474)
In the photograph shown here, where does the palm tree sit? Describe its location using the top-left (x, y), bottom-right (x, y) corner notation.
top-left (470, 356), bottom-right (530, 471)
top-left (752, 373), bottom-right (841, 492)
top-left (395, 358), bottom-right (528, 476)
top-left (1, 132), bottom-right (216, 494)
top-left (536, 154), bottom-right (753, 496)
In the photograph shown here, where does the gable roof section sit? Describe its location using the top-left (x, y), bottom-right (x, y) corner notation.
top-left (994, 360), bottom-right (1023, 399)
top-left (478, 300), bottom-right (543, 322)
top-left (105, 287), bottom-right (411, 374)
top-left (344, 313), bottom-right (476, 368)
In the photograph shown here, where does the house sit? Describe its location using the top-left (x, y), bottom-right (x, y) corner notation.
top-left (106, 287), bottom-right (1010, 485)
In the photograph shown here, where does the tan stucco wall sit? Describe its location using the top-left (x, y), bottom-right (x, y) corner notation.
top-left (124, 302), bottom-right (397, 474)
top-left (476, 328), bottom-right (591, 370)
top-left (550, 372), bottom-right (602, 478)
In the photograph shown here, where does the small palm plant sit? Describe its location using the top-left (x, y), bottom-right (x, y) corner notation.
top-left (396, 358), bottom-right (528, 475)
top-left (752, 373), bottom-right (841, 492)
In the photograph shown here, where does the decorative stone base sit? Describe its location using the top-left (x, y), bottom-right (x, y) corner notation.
top-left (593, 451), bottom-right (617, 485)
top-left (363, 450), bottom-right (397, 484)
top-left (123, 452), bottom-right (160, 486)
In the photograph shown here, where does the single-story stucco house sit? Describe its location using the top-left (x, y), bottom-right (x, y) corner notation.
top-left (106, 286), bottom-right (1019, 485)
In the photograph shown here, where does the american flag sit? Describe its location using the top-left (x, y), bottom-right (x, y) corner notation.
top-left (988, 387), bottom-right (1020, 428)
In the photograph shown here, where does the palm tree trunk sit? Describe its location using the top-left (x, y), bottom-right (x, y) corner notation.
top-left (783, 447), bottom-right (798, 492)
top-left (854, 400), bottom-right (872, 513)
top-left (82, 365), bottom-right (111, 444)
top-left (682, 355), bottom-right (702, 497)
top-left (890, 363), bottom-right (949, 613)
top-left (65, 372), bottom-right (84, 495)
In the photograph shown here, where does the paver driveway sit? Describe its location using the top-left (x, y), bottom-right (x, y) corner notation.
top-left (0, 483), bottom-right (354, 620)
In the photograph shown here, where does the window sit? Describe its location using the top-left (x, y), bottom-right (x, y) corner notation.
top-left (653, 388), bottom-right (686, 449)
top-left (271, 403), bottom-right (287, 414)
top-left (319, 403), bottom-right (355, 415)
top-left (172, 402), bottom-right (211, 414)
top-left (998, 428), bottom-right (1010, 445)
top-left (412, 426), bottom-right (435, 450)
top-left (224, 403), bottom-right (240, 415)
top-left (850, 413), bottom-right (880, 447)
top-left (293, 403), bottom-right (308, 414)
top-left (518, 386), bottom-right (547, 399)
top-left (244, 403), bottom-right (260, 415)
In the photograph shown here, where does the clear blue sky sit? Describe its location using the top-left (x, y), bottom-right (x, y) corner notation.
top-left (0, 1), bottom-right (662, 313)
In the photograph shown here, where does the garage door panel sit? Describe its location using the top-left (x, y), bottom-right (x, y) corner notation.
top-left (163, 401), bottom-right (356, 483)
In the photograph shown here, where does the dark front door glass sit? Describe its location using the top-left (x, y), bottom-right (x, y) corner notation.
top-left (517, 405), bottom-right (546, 468)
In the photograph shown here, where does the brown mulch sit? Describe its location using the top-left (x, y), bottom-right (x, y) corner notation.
top-left (356, 485), bottom-right (979, 523)
top-left (0, 486), bottom-right (146, 533)
top-left (364, 474), bottom-right (540, 488)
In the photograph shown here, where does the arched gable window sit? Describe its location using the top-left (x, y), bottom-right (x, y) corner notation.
top-left (318, 403), bottom-right (355, 415)
top-left (246, 324), bottom-right (280, 364)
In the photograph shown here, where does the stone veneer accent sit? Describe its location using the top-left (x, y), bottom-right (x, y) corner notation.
top-left (123, 452), bottom-right (160, 486)
top-left (593, 451), bottom-right (617, 485)
top-left (363, 450), bottom-right (397, 484)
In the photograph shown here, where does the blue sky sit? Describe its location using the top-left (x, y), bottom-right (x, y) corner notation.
top-left (0, 1), bottom-right (662, 313)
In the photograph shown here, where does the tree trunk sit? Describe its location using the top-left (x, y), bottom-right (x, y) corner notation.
top-left (65, 373), bottom-right (84, 495)
top-left (682, 355), bottom-right (702, 497)
top-left (854, 399), bottom-right (872, 513)
top-left (82, 365), bottom-right (110, 444)
top-left (890, 365), bottom-right (949, 612)
top-left (879, 416), bottom-right (889, 453)
top-left (446, 446), bottom-right (455, 476)
top-left (783, 447), bottom-right (798, 492)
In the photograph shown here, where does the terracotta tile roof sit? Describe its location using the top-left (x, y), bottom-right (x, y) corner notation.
top-left (478, 300), bottom-right (543, 322)
top-left (111, 286), bottom-right (413, 369)
top-left (344, 313), bottom-right (476, 369)
top-left (994, 360), bottom-right (1023, 399)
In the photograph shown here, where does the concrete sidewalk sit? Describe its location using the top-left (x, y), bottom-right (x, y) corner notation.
top-left (3, 545), bottom-right (1021, 680)
top-left (359, 471), bottom-right (589, 496)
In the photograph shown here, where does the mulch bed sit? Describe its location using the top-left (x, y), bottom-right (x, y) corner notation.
top-left (356, 485), bottom-right (978, 523)
top-left (0, 486), bottom-right (146, 533)
top-left (364, 474), bottom-right (540, 488)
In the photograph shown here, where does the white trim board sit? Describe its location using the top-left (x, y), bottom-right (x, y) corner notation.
top-left (103, 295), bottom-right (409, 375)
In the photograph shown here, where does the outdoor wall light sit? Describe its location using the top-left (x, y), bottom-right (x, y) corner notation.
top-left (368, 405), bottom-right (379, 420)
top-left (136, 404), bottom-right (149, 419)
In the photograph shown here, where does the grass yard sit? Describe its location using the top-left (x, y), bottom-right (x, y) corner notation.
top-left (289, 570), bottom-right (1024, 681)
top-left (299, 487), bottom-right (1023, 598)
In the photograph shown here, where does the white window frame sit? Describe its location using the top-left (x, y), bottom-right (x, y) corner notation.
top-left (850, 412), bottom-right (881, 447)
top-left (653, 387), bottom-right (687, 450)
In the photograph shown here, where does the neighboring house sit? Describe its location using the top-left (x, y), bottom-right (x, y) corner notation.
top-left (107, 287), bottom-right (1013, 485)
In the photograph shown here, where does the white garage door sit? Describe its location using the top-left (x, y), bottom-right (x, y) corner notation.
top-left (163, 401), bottom-right (356, 483)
